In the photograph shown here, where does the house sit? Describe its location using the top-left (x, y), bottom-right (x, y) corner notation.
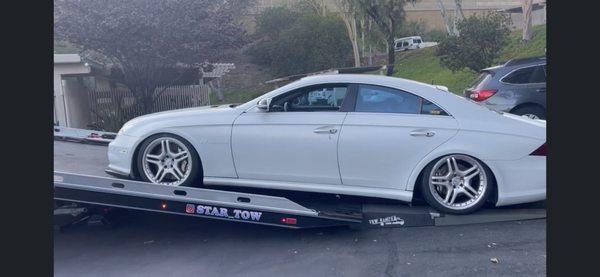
top-left (54, 54), bottom-right (94, 128)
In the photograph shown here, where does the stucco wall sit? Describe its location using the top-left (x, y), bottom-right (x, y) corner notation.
top-left (62, 77), bottom-right (92, 129)
top-left (242, 0), bottom-right (546, 33)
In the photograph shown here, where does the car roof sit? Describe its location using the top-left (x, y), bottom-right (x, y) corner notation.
top-left (296, 74), bottom-right (438, 90)
top-left (395, 36), bottom-right (421, 41)
top-left (482, 56), bottom-right (546, 72)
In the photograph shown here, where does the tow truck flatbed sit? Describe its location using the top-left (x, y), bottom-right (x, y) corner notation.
top-left (54, 140), bottom-right (546, 229)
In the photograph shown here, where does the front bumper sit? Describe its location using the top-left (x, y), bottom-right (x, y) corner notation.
top-left (107, 133), bottom-right (139, 178)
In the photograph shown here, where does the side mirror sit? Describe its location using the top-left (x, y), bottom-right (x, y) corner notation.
top-left (257, 98), bottom-right (272, 112)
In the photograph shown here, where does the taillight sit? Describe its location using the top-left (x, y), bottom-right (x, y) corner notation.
top-left (469, 89), bottom-right (497, 102)
top-left (530, 143), bottom-right (546, 156)
top-left (281, 217), bottom-right (297, 225)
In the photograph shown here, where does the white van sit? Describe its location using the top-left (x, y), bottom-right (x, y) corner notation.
top-left (394, 36), bottom-right (438, 52)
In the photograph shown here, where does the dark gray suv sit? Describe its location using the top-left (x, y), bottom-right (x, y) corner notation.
top-left (464, 56), bottom-right (546, 119)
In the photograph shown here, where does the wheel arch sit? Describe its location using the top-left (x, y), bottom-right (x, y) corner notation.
top-left (510, 102), bottom-right (545, 114)
top-left (407, 151), bottom-right (500, 205)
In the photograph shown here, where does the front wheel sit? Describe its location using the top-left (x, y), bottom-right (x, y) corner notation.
top-left (136, 134), bottom-right (202, 187)
top-left (420, 154), bottom-right (494, 214)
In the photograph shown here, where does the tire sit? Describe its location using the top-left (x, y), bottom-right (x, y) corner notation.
top-left (419, 154), bottom-right (494, 214)
top-left (136, 133), bottom-right (202, 187)
top-left (511, 105), bottom-right (546, 120)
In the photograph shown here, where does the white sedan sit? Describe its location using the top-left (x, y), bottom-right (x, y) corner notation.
top-left (107, 74), bottom-right (546, 214)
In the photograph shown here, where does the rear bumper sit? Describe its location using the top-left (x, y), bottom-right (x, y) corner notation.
top-left (486, 156), bottom-right (546, 206)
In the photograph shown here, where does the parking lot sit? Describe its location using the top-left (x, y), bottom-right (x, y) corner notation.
top-left (54, 141), bottom-right (546, 276)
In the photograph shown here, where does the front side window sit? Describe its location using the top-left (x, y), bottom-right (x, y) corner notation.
top-left (271, 84), bottom-right (347, 112)
top-left (355, 84), bottom-right (448, 115)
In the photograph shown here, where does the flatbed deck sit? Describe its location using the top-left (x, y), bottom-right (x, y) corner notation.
top-left (54, 140), bottom-right (546, 229)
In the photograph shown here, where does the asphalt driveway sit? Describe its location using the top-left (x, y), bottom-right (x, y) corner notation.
top-left (53, 141), bottom-right (546, 276)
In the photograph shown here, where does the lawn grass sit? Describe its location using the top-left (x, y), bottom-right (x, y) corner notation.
top-left (496, 24), bottom-right (546, 62)
top-left (393, 24), bottom-right (547, 94)
top-left (393, 47), bottom-right (478, 94)
top-left (215, 24), bottom-right (547, 102)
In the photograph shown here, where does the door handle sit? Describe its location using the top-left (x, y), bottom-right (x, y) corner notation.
top-left (314, 127), bottom-right (338, 134)
top-left (536, 88), bottom-right (546, 92)
top-left (410, 130), bottom-right (435, 137)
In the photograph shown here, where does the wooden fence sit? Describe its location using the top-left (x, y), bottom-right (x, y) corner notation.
top-left (87, 85), bottom-right (211, 132)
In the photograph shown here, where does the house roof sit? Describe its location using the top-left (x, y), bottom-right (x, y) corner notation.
top-left (202, 63), bottom-right (236, 78)
top-left (54, 54), bottom-right (83, 64)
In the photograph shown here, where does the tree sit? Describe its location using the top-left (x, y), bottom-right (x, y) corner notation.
top-left (334, 0), bottom-right (361, 67)
top-left (452, 0), bottom-right (465, 36)
top-left (436, 0), bottom-right (453, 35)
top-left (344, 0), bottom-right (417, 76)
top-left (54, 0), bottom-right (253, 114)
top-left (246, 4), bottom-right (353, 77)
top-left (437, 12), bottom-right (511, 72)
top-left (521, 0), bottom-right (534, 42)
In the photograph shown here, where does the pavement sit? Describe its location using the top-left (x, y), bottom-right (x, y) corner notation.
top-left (53, 140), bottom-right (546, 276)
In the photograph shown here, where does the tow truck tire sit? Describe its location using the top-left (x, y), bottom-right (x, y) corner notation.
top-left (136, 133), bottom-right (203, 187)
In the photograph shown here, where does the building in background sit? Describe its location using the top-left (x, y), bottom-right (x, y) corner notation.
top-left (54, 54), bottom-right (94, 128)
top-left (243, 0), bottom-right (546, 33)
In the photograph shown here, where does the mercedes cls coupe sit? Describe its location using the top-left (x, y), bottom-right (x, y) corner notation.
top-left (107, 74), bottom-right (546, 214)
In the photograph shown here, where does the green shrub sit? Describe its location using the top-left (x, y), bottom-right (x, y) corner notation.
top-left (437, 12), bottom-right (511, 72)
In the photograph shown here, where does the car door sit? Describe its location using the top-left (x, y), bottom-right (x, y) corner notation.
top-left (231, 83), bottom-right (350, 185)
top-left (528, 64), bottom-right (547, 105)
top-left (338, 84), bottom-right (459, 191)
top-left (500, 64), bottom-right (546, 104)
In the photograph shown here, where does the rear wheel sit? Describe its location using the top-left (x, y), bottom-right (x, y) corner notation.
top-left (512, 105), bottom-right (546, 120)
top-left (420, 154), bottom-right (494, 214)
top-left (136, 134), bottom-right (202, 187)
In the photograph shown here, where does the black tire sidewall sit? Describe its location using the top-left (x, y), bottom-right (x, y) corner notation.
top-left (419, 155), bottom-right (494, 215)
top-left (512, 106), bottom-right (546, 119)
top-left (136, 133), bottom-right (203, 187)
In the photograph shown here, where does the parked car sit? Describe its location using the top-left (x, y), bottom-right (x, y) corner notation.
top-left (464, 56), bottom-right (546, 119)
top-left (107, 74), bottom-right (546, 214)
top-left (394, 36), bottom-right (438, 52)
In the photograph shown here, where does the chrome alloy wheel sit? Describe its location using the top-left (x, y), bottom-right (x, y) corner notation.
top-left (141, 137), bottom-right (192, 186)
top-left (522, 114), bottom-right (540, 119)
top-left (428, 155), bottom-right (488, 210)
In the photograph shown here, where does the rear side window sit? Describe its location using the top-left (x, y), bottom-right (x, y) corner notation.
top-left (471, 72), bottom-right (493, 90)
top-left (502, 66), bottom-right (537, 84)
top-left (529, 65), bottom-right (546, 83)
top-left (355, 84), bottom-right (448, 116)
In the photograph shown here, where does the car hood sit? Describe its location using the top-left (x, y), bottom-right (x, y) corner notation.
top-left (118, 104), bottom-right (242, 136)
